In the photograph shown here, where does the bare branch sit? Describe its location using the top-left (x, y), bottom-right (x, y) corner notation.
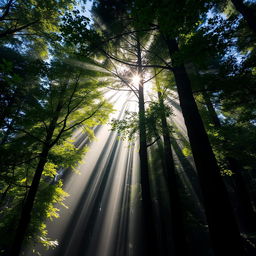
top-left (101, 49), bottom-right (172, 70)
top-left (146, 136), bottom-right (160, 147)
top-left (65, 102), bottom-right (106, 132)
top-left (143, 68), bottom-right (164, 84)
top-left (50, 101), bottom-right (106, 148)
top-left (107, 86), bottom-right (134, 92)
top-left (102, 26), bottom-right (158, 44)
top-left (100, 58), bottom-right (140, 98)
top-left (139, 40), bottom-right (173, 70)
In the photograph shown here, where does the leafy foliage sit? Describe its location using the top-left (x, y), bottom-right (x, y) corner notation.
top-left (1, 0), bottom-right (256, 255)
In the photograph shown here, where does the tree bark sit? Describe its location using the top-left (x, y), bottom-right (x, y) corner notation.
top-left (136, 38), bottom-right (157, 255)
top-left (231, 0), bottom-right (256, 34)
top-left (166, 37), bottom-right (245, 256)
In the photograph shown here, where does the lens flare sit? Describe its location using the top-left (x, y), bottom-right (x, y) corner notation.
top-left (131, 74), bottom-right (141, 86)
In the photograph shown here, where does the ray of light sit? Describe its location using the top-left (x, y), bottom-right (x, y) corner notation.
top-left (131, 74), bottom-right (141, 87)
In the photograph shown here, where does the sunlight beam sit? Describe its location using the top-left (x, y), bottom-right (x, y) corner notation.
top-left (131, 74), bottom-right (141, 86)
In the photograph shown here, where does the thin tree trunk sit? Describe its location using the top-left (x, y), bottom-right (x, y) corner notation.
top-left (157, 86), bottom-right (188, 255)
top-left (10, 145), bottom-right (50, 256)
top-left (231, 0), bottom-right (256, 34)
top-left (1, 183), bottom-right (11, 203)
top-left (165, 37), bottom-right (245, 256)
top-left (201, 89), bottom-right (221, 127)
top-left (227, 157), bottom-right (256, 233)
top-left (10, 99), bottom-right (63, 256)
top-left (136, 38), bottom-right (157, 255)
top-left (202, 89), bottom-right (256, 233)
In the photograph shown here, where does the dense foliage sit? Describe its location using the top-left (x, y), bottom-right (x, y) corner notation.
top-left (1, 0), bottom-right (256, 255)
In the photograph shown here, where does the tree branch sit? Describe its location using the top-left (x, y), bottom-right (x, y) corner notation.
top-left (102, 26), bottom-right (158, 44)
top-left (107, 86), bottom-right (134, 92)
top-left (50, 102), bottom-right (106, 148)
top-left (64, 102), bottom-right (106, 132)
top-left (146, 136), bottom-right (160, 147)
top-left (13, 128), bottom-right (45, 144)
top-left (143, 68), bottom-right (164, 84)
top-left (0, 20), bottom-right (39, 38)
top-left (100, 58), bottom-right (140, 98)
top-left (101, 49), bottom-right (172, 70)
top-left (0, 0), bottom-right (14, 21)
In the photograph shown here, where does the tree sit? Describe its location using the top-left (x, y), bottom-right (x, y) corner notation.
top-left (188, 11), bottom-right (256, 236)
top-left (191, 64), bottom-right (256, 235)
top-left (0, 0), bottom-right (76, 37)
top-left (154, 72), bottom-right (188, 256)
top-left (6, 57), bottom-right (112, 256)
top-left (61, 0), bottom-right (244, 254)
top-left (132, 0), bottom-right (245, 254)
top-left (25, 0), bottom-right (256, 254)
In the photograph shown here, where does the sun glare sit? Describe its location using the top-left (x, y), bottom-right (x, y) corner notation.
top-left (131, 74), bottom-right (141, 86)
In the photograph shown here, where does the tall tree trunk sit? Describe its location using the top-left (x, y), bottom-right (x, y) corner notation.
top-left (202, 89), bottom-right (256, 233)
top-left (157, 85), bottom-right (188, 255)
top-left (136, 38), bottom-right (157, 255)
top-left (165, 37), bottom-right (245, 256)
top-left (10, 100), bottom-right (63, 256)
top-left (231, 0), bottom-right (256, 34)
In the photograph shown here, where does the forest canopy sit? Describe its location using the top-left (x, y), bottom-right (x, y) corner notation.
top-left (0, 0), bottom-right (256, 255)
